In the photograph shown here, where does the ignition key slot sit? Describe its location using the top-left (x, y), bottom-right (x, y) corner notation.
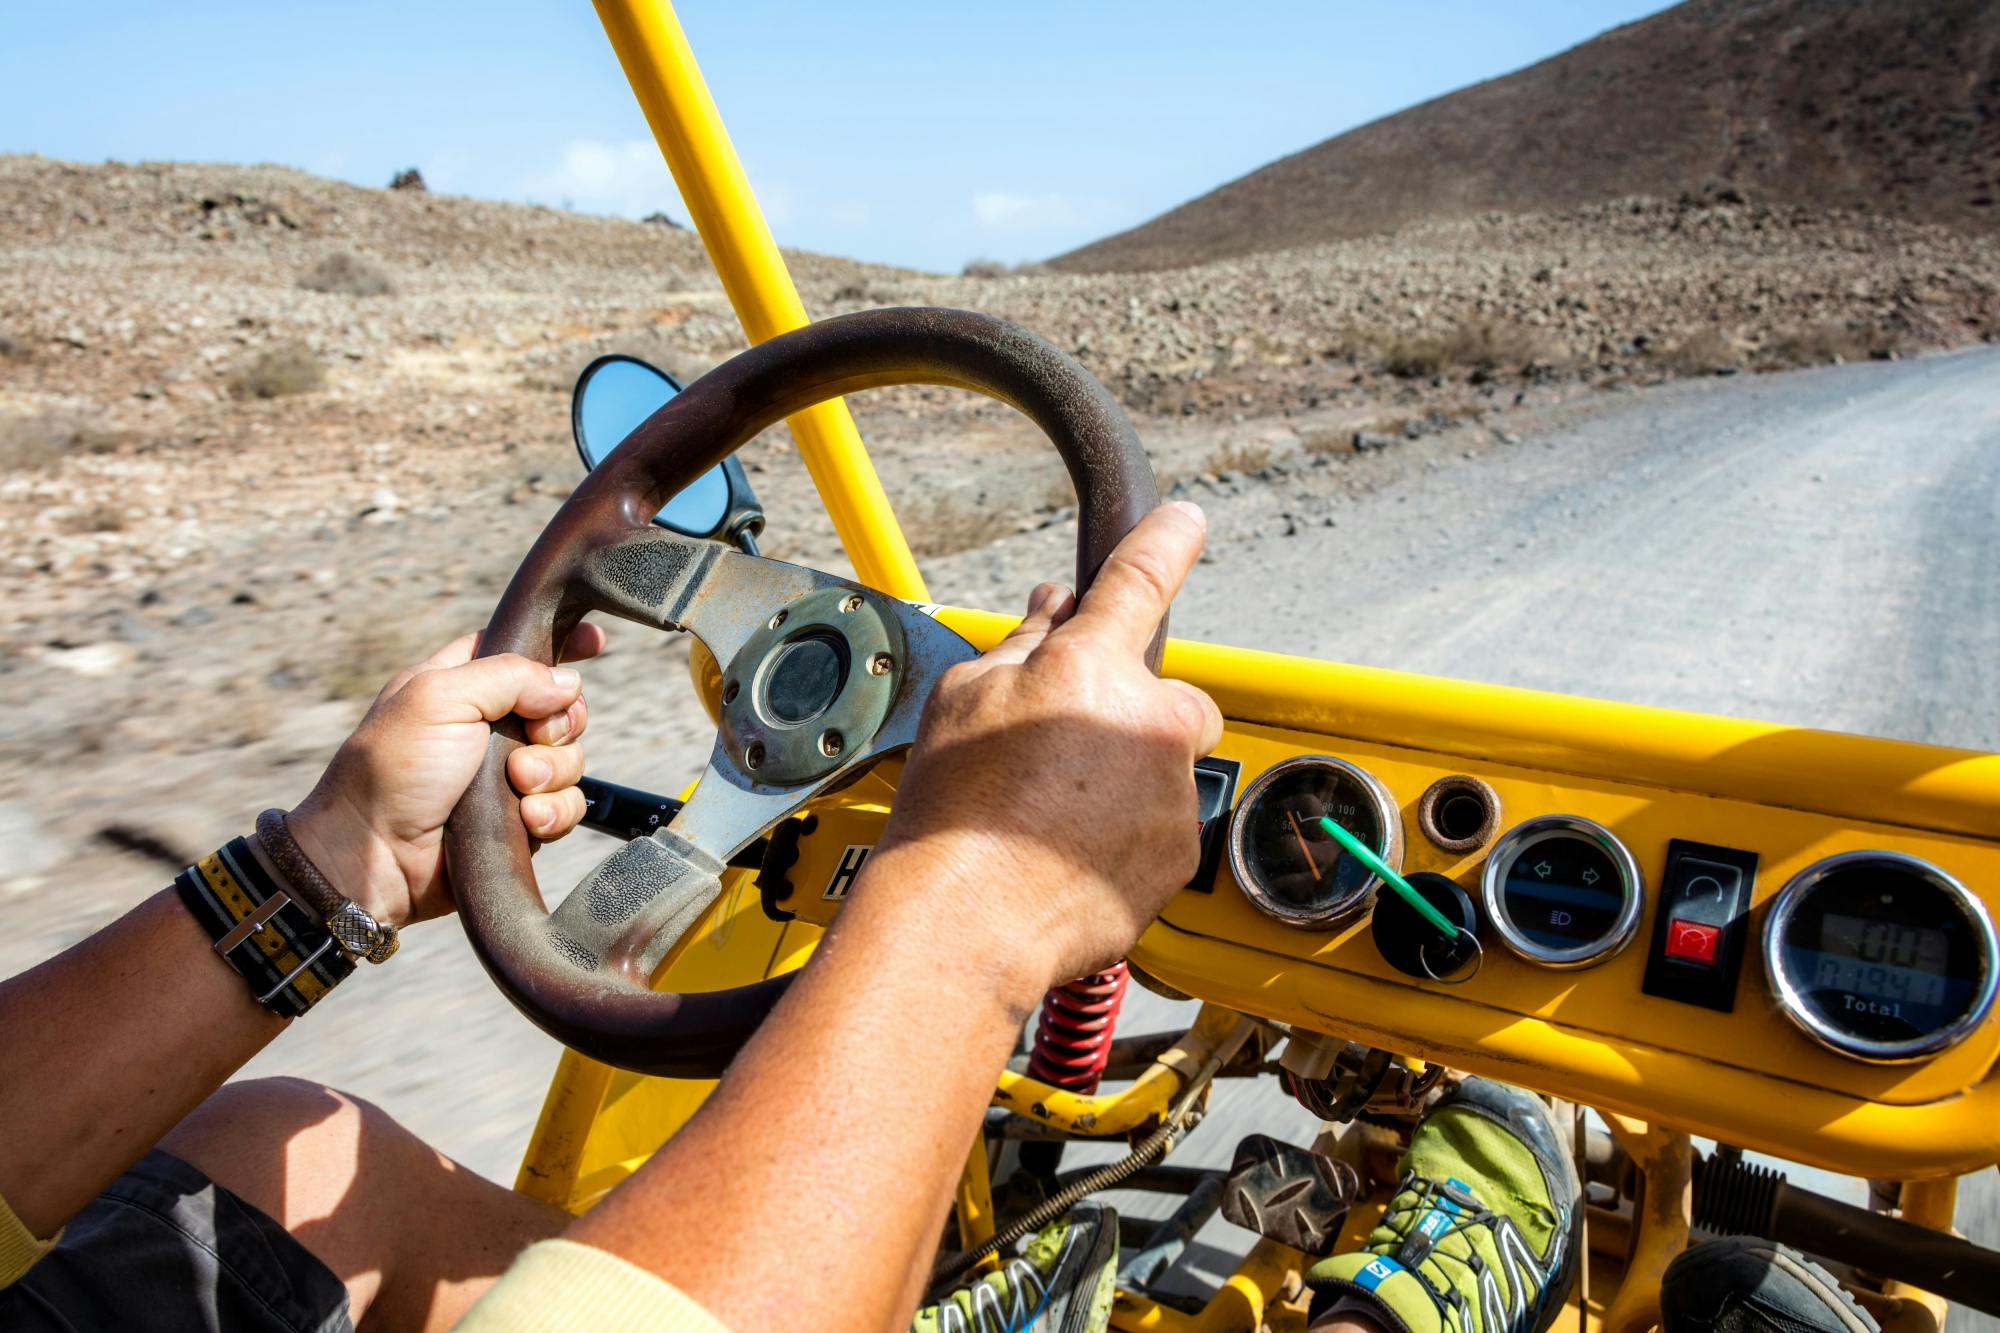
top-left (1418, 775), bottom-right (1501, 853)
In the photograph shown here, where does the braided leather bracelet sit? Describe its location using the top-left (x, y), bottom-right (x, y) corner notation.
top-left (255, 808), bottom-right (400, 964)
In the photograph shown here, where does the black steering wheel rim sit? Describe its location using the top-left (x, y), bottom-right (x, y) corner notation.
top-left (445, 307), bottom-right (1162, 1077)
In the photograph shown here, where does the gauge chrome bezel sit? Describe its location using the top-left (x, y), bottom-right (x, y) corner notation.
top-left (1763, 850), bottom-right (1999, 1064)
top-left (1481, 814), bottom-right (1644, 969)
top-left (1227, 754), bottom-right (1403, 929)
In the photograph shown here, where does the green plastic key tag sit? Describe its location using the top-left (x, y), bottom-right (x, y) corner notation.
top-left (1316, 815), bottom-right (1461, 941)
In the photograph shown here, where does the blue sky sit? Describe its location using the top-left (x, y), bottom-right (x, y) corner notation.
top-left (3, 2), bottom-right (1675, 273)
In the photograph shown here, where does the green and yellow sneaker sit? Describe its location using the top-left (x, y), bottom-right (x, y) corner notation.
top-left (1307, 1078), bottom-right (1582, 1333)
top-left (913, 1201), bottom-right (1118, 1333)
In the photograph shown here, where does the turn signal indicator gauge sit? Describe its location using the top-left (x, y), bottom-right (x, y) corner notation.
top-left (1482, 815), bottom-right (1644, 968)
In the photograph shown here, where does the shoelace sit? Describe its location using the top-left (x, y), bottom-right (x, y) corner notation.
top-left (927, 1253), bottom-right (1049, 1333)
top-left (1370, 1172), bottom-right (1557, 1333)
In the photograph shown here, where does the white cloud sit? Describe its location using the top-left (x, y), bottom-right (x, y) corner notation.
top-left (972, 189), bottom-right (1085, 231)
top-left (519, 138), bottom-right (686, 219)
top-left (517, 139), bottom-right (869, 240)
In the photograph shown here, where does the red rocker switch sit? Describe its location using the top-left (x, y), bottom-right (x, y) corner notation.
top-left (1664, 918), bottom-right (1721, 966)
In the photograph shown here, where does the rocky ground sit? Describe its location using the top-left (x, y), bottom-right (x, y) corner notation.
top-left (3, 152), bottom-right (2000, 1160)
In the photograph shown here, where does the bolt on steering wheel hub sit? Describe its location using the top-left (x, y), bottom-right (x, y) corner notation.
top-left (719, 584), bottom-right (906, 786)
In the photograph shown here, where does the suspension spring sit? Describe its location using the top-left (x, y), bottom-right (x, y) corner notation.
top-left (1026, 962), bottom-right (1129, 1093)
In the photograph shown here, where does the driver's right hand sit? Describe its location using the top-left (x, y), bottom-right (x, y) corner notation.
top-left (849, 500), bottom-right (1222, 1005)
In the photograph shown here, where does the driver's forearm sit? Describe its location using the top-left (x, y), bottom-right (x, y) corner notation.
top-left (566, 839), bottom-right (1043, 1332)
top-left (0, 887), bottom-right (288, 1236)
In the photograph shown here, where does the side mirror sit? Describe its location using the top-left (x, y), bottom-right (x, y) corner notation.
top-left (570, 354), bottom-right (765, 549)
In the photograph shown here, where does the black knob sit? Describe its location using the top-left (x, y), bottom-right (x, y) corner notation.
top-left (1372, 872), bottom-right (1481, 981)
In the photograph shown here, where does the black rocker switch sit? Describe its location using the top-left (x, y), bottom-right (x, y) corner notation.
top-left (1641, 839), bottom-right (1757, 1012)
top-left (1184, 756), bottom-right (1242, 893)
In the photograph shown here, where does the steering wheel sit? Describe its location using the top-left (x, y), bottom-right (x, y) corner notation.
top-left (446, 308), bottom-right (1163, 1077)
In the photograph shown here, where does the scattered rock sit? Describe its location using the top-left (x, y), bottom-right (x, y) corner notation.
top-left (43, 642), bottom-right (135, 678)
top-left (1353, 431), bottom-right (1392, 452)
top-left (0, 800), bottom-right (63, 890)
top-left (358, 487), bottom-right (405, 525)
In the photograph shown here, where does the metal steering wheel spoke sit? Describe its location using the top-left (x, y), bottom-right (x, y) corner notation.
top-left (545, 828), bottom-right (729, 980)
top-left (558, 531), bottom-right (982, 981)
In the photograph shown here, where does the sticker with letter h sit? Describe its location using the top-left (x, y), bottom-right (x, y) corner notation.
top-left (821, 845), bottom-right (872, 900)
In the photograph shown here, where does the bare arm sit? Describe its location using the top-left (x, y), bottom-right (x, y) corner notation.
top-left (568, 503), bottom-right (1222, 1330)
top-left (0, 630), bottom-right (604, 1237)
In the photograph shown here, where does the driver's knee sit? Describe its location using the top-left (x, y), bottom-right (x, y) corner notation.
top-left (159, 1077), bottom-right (413, 1313)
top-left (159, 1077), bottom-right (564, 1330)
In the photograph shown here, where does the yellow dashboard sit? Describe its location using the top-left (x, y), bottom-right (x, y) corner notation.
top-left (768, 610), bottom-right (2000, 1181)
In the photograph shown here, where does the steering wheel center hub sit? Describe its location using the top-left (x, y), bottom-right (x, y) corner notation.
top-left (721, 584), bottom-right (906, 785)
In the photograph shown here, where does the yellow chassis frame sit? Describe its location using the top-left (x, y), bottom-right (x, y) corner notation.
top-left (521, 5), bottom-right (1993, 1328)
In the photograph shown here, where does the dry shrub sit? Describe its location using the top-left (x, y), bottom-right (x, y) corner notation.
top-left (1765, 323), bottom-right (1892, 368)
top-left (324, 623), bottom-right (423, 700)
top-left (298, 252), bottom-right (394, 296)
top-left (1299, 429), bottom-right (1339, 456)
top-left (228, 343), bottom-right (324, 399)
top-left (0, 414), bottom-right (125, 472)
top-left (1207, 440), bottom-right (1275, 474)
top-left (961, 258), bottom-right (1008, 279)
top-left (59, 503), bottom-right (125, 534)
top-left (1379, 336), bottom-right (1448, 378)
top-left (1378, 318), bottom-right (1543, 378)
top-left (1443, 318), bottom-right (1544, 368)
top-left (0, 331), bottom-right (21, 360)
top-left (0, 414), bottom-right (74, 472)
top-left (900, 494), bottom-right (1017, 557)
top-left (1659, 328), bottom-right (1738, 375)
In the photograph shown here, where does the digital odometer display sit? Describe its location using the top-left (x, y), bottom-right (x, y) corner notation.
top-left (1768, 853), bottom-right (1996, 1061)
top-left (1809, 914), bottom-right (1951, 1009)
top-left (1229, 756), bottom-right (1400, 927)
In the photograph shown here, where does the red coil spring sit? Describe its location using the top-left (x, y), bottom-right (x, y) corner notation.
top-left (1026, 961), bottom-right (1129, 1093)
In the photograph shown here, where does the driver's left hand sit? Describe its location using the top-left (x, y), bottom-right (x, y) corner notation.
top-left (285, 625), bottom-right (607, 929)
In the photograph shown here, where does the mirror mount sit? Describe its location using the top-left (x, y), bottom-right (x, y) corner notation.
top-left (715, 455), bottom-right (766, 555)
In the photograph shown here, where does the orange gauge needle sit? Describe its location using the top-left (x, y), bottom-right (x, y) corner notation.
top-left (1286, 810), bottom-right (1325, 881)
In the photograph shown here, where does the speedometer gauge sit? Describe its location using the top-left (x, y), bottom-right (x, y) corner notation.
top-left (1228, 756), bottom-right (1402, 928)
top-left (1765, 851), bottom-right (1997, 1062)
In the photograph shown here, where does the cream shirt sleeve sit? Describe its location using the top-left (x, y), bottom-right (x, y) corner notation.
top-left (456, 1237), bottom-right (733, 1333)
top-left (0, 1189), bottom-right (58, 1290)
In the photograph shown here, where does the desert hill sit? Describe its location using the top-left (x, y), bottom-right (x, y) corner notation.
top-left (2, 150), bottom-right (1995, 617)
top-left (1053, 0), bottom-right (2000, 273)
